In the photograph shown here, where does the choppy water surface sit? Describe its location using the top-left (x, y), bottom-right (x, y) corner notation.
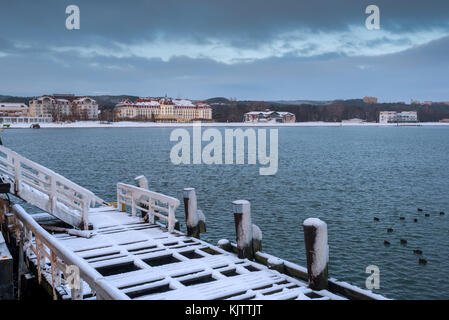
top-left (3, 126), bottom-right (449, 299)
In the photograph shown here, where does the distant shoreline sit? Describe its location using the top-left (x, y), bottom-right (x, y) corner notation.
top-left (2, 121), bottom-right (449, 129)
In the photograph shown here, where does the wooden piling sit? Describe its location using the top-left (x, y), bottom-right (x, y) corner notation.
top-left (303, 218), bottom-right (329, 290)
top-left (232, 200), bottom-right (254, 260)
top-left (183, 188), bottom-right (202, 238)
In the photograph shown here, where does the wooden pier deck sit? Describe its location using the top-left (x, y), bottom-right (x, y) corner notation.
top-left (3, 204), bottom-right (347, 300)
top-left (49, 207), bottom-right (348, 300)
top-left (0, 145), bottom-right (386, 300)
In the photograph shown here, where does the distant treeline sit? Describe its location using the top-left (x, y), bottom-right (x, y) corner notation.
top-left (2, 95), bottom-right (449, 122)
top-left (208, 98), bottom-right (449, 122)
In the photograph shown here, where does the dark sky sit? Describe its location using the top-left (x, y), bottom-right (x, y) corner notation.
top-left (0, 0), bottom-right (448, 101)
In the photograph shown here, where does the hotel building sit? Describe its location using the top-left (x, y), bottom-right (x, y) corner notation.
top-left (243, 110), bottom-right (296, 123)
top-left (28, 94), bottom-right (99, 120)
top-left (379, 111), bottom-right (418, 123)
top-left (114, 97), bottom-right (212, 122)
top-left (0, 103), bottom-right (29, 117)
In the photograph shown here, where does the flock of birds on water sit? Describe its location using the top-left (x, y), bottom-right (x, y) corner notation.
top-left (373, 208), bottom-right (446, 266)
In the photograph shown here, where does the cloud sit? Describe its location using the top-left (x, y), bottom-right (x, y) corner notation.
top-left (48, 26), bottom-right (449, 64)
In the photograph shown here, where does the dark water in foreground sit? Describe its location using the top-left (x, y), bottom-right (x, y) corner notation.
top-left (3, 126), bottom-right (449, 299)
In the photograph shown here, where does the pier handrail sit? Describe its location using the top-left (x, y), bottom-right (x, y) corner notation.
top-left (0, 145), bottom-right (107, 229)
top-left (117, 183), bottom-right (180, 232)
top-left (7, 204), bottom-right (129, 300)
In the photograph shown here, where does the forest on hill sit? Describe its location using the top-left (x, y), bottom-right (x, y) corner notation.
top-left (208, 98), bottom-right (449, 122)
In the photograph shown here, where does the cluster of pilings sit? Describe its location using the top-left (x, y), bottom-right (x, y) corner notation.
top-left (136, 176), bottom-right (330, 291)
top-left (2, 176), bottom-right (378, 300)
top-left (180, 186), bottom-right (330, 291)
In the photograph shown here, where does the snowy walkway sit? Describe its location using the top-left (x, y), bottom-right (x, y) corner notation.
top-left (34, 206), bottom-right (345, 300)
top-left (0, 145), bottom-right (385, 300)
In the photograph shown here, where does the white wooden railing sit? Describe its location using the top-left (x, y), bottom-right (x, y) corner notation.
top-left (0, 201), bottom-right (129, 300)
top-left (0, 145), bottom-right (107, 229)
top-left (117, 183), bottom-right (180, 232)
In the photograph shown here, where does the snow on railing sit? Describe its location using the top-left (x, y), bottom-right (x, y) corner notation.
top-left (117, 183), bottom-right (180, 232)
top-left (1, 203), bottom-right (129, 300)
top-left (0, 145), bottom-right (107, 229)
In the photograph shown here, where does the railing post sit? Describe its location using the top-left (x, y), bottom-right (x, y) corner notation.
top-left (131, 194), bottom-right (136, 216)
top-left (168, 205), bottom-right (175, 233)
top-left (134, 176), bottom-right (150, 219)
top-left (183, 188), bottom-right (200, 238)
top-left (35, 238), bottom-right (45, 284)
top-left (148, 197), bottom-right (155, 224)
top-left (135, 175), bottom-right (149, 189)
top-left (17, 231), bottom-right (27, 299)
top-left (117, 187), bottom-right (125, 212)
top-left (232, 200), bottom-right (254, 260)
top-left (81, 200), bottom-right (89, 230)
top-left (50, 176), bottom-right (56, 214)
top-left (14, 157), bottom-right (20, 194)
top-left (303, 218), bottom-right (329, 290)
top-left (50, 251), bottom-right (58, 300)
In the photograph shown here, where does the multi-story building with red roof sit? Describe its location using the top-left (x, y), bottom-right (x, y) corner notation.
top-left (114, 97), bottom-right (212, 122)
top-left (28, 94), bottom-right (99, 120)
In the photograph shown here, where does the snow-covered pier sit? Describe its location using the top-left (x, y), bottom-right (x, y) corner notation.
top-left (0, 145), bottom-right (386, 300)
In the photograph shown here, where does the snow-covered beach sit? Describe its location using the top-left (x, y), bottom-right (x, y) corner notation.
top-left (3, 121), bottom-right (449, 129)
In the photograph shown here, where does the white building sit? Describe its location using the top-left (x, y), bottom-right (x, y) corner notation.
top-left (0, 103), bottom-right (29, 117)
top-left (29, 95), bottom-right (98, 120)
top-left (114, 97), bottom-right (212, 122)
top-left (0, 101), bottom-right (54, 124)
top-left (379, 111), bottom-right (418, 123)
top-left (397, 111), bottom-right (418, 122)
top-left (72, 97), bottom-right (99, 120)
top-left (243, 110), bottom-right (296, 123)
top-left (0, 116), bottom-right (52, 126)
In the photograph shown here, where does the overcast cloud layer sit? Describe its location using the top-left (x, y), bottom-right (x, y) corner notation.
top-left (0, 0), bottom-right (448, 101)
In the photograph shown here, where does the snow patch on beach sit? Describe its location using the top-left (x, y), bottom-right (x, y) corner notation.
top-left (4, 121), bottom-right (449, 129)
